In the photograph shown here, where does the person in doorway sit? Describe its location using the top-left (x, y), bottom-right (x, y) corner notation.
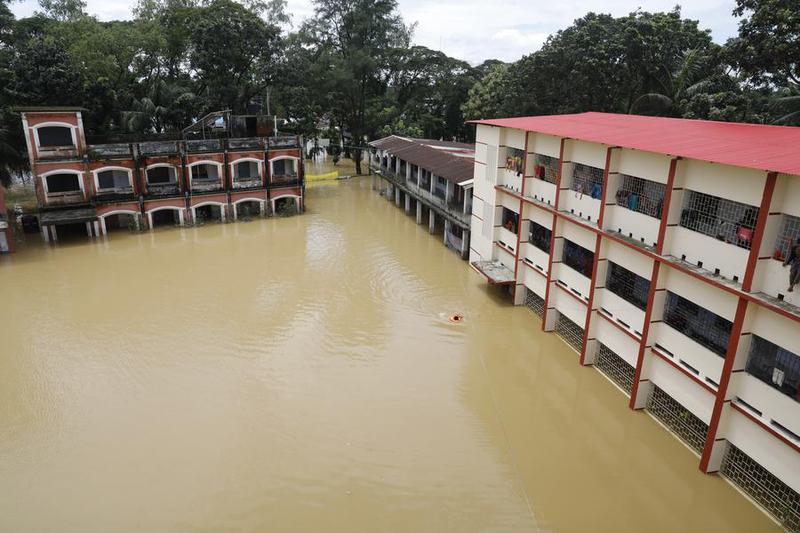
top-left (784, 238), bottom-right (800, 292)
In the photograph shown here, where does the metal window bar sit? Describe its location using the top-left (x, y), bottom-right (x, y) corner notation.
top-left (679, 190), bottom-right (759, 250)
top-left (505, 148), bottom-right (525, 176)
top-left (563, 239), bottom-right (594, 278)
top-left (555, 314), bottom-right (584, 352)
top-left (595, 343), bottom-right (635, 394)
top-left (775, 214), bottom-right (800, 262)
top-left (663, 291), bottom-right (732, 357)
top-left (528, 221), bottom-right (552, 253)
top-left (745, 335), bottom-right (800, 402)
top-left (533, 154), bottom-right (558, 184)
top-left (646, 385), bottom-right (709, 453)
top-left (571, 163), bottom-right (604, 198)
top-left (615, 174), bottom-right (665, 219)
top-left (606, 261), bottom-right (651, 311)
top-left (525, 289), bottom-right (544, 318)
top-left (721, 444), bottom-right (800, 532)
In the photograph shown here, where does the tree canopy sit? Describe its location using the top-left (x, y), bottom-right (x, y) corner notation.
top-left (0, 0), bottom-right (798, 185)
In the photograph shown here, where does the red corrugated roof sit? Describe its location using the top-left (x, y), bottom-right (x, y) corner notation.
top-left (469, 112), bottom-right (800, 176)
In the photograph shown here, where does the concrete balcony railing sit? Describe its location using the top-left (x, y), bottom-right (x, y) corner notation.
top-left (88, 143), bottom-right (133, 159)
top-left (191, 179), bottom-right (223, 192)
top-left (268, 136), bottom-right (300, 149)
top-left (186, 139), bottom-right (222, 153)
top-left (232, 177), bottom-right (263, 189)
top-left (271, 174), bottom-right (300, 187)
top-left (229, 138), bottom-right (264, 150)
top-left (146, 183), bottom-right (181, 197)
top-left (37, 146), bottom-right (81, 160)
top-left (139, 141), bottom-right (179, 156)
top-left (95, 187), bottom-right (136, 203)
top-left (46, 190), bottom-right (85, 205)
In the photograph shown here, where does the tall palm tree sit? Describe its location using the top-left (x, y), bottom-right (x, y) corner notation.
top-left (122, 79), bottom-right (197, 133)
top-left (630, 49), bottom-right (712, 117)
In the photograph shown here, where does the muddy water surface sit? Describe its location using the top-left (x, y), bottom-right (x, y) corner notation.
top-left (0, 179), bottom-right (779, 532)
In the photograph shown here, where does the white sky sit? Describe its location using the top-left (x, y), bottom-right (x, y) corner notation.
top-left (10, 0), bottom-right (741, 64)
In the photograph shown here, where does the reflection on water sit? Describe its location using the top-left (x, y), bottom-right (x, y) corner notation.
top-left (0, 180), bottom-right (778, 532)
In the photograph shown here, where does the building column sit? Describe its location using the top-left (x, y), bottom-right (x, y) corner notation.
top-left (178, 209), bottom-right (185, 226)
top-left (41, 224), bottom-right (50, 243)
top-left (99, 217), bottom-right (107, 236)
top-left (416, 200), bottom-right (422, 224)
top-left (461, 230), bottom-right (470, 260)
top-left (85, 221), bottom-right (93, 238)
top-left (629, 261), bottom-right (665, 409)
top-left (404, 193), bottom-right (411, 214)
top-left (260, 200), bottom-right (266, 217)
top-left (700, 298), bottom-right (750, 472)
top-left (395, 188), bottom-right (401, 207)
top-left (93, 220), bottom-right (100, 237)
top-left (428, 210), bottom-right (436, 234)
top-left (220, 205), bottom-right (226, 223)
top-left (443, 219), bottom-right (450, 245)
top-left (147, 212), bottom-right (154, 229)
top-left (232, 203), bottom-right (238, 221)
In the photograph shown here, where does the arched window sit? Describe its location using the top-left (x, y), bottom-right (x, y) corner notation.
top-left (45, 173), bottom-right (81, 193)
top-left (37, 126), bottom-right (74, 148)
top-left (97, 169), bottom-right (131, 190)
top-left (146, 166), bottom-right (176, 184)
top-left (235, 161), bottom-right (259, 179)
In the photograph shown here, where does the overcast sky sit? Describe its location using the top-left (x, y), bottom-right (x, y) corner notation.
top-left (10, 0), bottom-right (741, 64)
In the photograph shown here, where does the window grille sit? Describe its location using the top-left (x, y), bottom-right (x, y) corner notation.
top-left (746, 336), bottom-right (800, 402)
top-left (555, 314), bottom-right (584, 352)
top-left (563, 239), bottom-right (594, 278)
top-left (663, 291), bottom-right (732, 357)
top-left (37, 126), bottom-right (73, 147)
top-left (646, 385), bottom-right (708, 453)
top-left (45, 173), bottom-right (81, 193)
top-left (721, 444), bottom-right (800, 532)
top-left (147, 166), bottom-right (175, 184)
top-left (571, 163), bottom-right (604, 198)
top-left (528, 221), bottom-right (552, 252)
top-left (533, 154), bottom-right (558, 184)
top-left (679, 190), bottom-right (759, 250)
top-left (505, 148), bottom-right (525, 176)
top-left (606, 261), bottom-right (650, 310)
top-left (97, 170), bottom-right (130, 190)
top-left (595, 343), bottom-right (635, 394)
top-left (774, 214), bottom-right (800, 262)
top-left (501, 208), bottom-right (519, 234)
top-left (615, 174), bottom-right (665, 219)
top-left (525, 289), bottom-right (544, 318)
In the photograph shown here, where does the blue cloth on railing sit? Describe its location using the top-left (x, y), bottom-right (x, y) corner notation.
top-left (591, 183), bottom-right (603, 199)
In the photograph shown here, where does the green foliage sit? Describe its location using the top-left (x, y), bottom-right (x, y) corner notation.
top-left (0, 0), bottom-right (797, 189)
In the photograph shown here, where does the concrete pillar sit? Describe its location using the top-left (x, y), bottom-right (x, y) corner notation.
top-left (93, 220), bottom-right (100, 237)
top-left (41, 225), bottom-right (50, 243)
top-left (220, 205), bottom-right (226, 223)
top-left (461, 230), bottom-right (470, 260)
top-left (404, 193), bottom-right (411, 214)
top-left (416, 200), bottom-right (422, 224)
top-left (85, 221), bottom-right (93, 238)
top-left (443, 219), bottom-right (450, 245)
top-left (395, 188), bottom-right (401, 207)
top-left (260, 200), bottom-right (266, 216)
top-left (99, 217), bottom-right (107, 236)
top-left (135, 213), bottom-right (142, 231)
top-left (51, 225), bottom-right (58, 242)
top-left (178, 209), bottom-right (185, 226)
top-left (147, 212), bottom-right (154, 229)
top-left (232, 203), bottom-right (238, 221)
top-left (429, 210), bottom-right (435, 234)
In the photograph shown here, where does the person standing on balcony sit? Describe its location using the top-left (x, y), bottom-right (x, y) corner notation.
top-left (784, 238), bottom-right (800, 292)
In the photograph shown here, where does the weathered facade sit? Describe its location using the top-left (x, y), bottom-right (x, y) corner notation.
top-left (19, 107), bottom-right (304, 242)
top-left (469, 112), bottom-right (800, 531)
top-left (369, 136), bottom-right (474, 259)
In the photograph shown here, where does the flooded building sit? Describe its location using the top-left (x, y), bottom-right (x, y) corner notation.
top-left (369, 136), bottom-right (474, 259)
top-left (0, 185), bottom-right (13, 253)
top-left (469, 112), bottom-right (800, 531)
top-left (18, 107), bottom-right (304, 241)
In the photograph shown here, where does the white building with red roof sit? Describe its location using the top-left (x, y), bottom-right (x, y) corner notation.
top-left (468, 112), bottom-right (800, 530)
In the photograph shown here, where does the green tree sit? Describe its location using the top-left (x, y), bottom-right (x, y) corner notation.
top-left (302, 0), bottom-right (411, 174)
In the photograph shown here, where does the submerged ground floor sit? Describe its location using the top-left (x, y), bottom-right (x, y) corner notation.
top-left (0, 179), bottom-right (781, 532)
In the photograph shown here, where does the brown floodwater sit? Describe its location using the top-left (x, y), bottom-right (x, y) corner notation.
top-left (0, 179), bottom-right (780, 532)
